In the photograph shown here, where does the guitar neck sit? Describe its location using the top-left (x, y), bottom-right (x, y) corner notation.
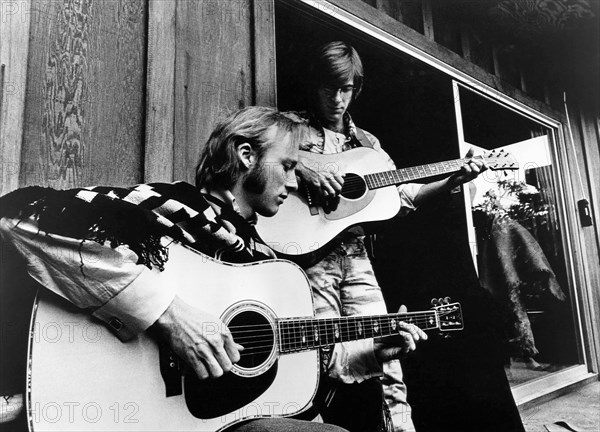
top-left (278, 311), bottom-right (438, 354)
top-left (364, 157), bottom-right (477, 190)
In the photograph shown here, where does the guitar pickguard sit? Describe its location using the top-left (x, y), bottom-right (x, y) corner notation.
top-left (324, 190), bottom-right (376, 221)
top-left (184, 363), bottom-right (278, 419)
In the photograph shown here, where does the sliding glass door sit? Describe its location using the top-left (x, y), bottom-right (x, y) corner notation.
top-left (453, 83), bottom-right (587, 399)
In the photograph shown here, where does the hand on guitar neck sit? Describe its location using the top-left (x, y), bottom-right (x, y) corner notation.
top-left (413, 147), bottom-right (487, 206)
top-left (373, 304), bottom-right (428, 363)
top-left (152, 296), bottom-right (244, 380)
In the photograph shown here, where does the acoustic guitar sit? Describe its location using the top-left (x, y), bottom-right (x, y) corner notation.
top-left (256, 147), bottom-right (517, 256)
top-left (27, 242), bottom-right (462, 431)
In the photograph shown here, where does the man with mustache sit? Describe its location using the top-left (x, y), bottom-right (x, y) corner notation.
top-left (0, 107), bottom-right (363, 431)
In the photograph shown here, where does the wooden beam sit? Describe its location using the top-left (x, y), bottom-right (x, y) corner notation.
top-left (422, 0), bottom-right (434, 40)
top-left (460, 26), bottom-right (472, 62)
top-left (0, 0), bottom-right (31, 194)
top-left (252, 0), bottom-right (277, 107)
top-left (145, 0), bottom-right (176, 182)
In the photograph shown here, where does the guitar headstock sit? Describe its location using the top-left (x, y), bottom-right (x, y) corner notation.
top-left (431, 297), bottom-right (464, 332)
top-left (480, 149), bottom-right (518, 171)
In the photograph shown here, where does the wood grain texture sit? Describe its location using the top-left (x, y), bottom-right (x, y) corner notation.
top-left (145, 0), bottom-right (176, 182)
top-left (174, 0), bottom-right (254, 184)
top-left (252, 0), bottom-right (276, 107)
top-left (20, 0), bottom-right (146, 189)
top-left (0, 0), bottom-right (32, 195)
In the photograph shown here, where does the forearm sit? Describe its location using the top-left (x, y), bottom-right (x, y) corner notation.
top-left (325, 340), bottom-right (384, 384)
top-left (412, 176), bottom-right (456, 207)
top-left (0, 217), bottom-right (175, 341)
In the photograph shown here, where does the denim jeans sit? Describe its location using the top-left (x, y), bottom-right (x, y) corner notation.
top-left (304, 235), bottom-right (415, 432)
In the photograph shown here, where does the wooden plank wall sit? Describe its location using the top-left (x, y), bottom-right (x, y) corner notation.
top-left (145, 0), bottom-right (177, 183)
top-left (18, 0), bottom-right (147, 190)
top-left (167, 0), bottom-right (275, 184)
top-left (4, 0), bottom-right (277, 189)
top-left (0, 0), bottom-right (32, 196)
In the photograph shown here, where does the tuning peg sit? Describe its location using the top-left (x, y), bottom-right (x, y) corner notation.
top-left (431, 298), bottom-right (439, 307)
top-left (443, 296), bottom-right (451, 304)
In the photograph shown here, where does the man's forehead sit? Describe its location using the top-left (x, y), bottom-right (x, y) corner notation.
top-left (324, 78), bottom-right (354, 87)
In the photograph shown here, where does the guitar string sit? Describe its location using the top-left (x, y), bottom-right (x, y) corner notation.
top-left (237, 321), bottom-right (439, 345)
top-left (232, 317), bottom-right (442, 346)
top-left (233, 319), bottom-right (438, 343)
top-left (233, 324), bottom-right (438, 344)
top-left (227, 309), bottom-right (458, 337)
top-left (235, 313), bottom-right (453, 353)
top-left (228, 310), bottom-right (455, 328)
top-left (232, 311), bottom-right (459, 354)
top-left (227, 312), bottom-right (439, 331)
top-left (339, 156), bottom-right (505, 193)
top-left (345, 159), bottom-right (467, 183)
top-left (237, 322), bottom-right (443, 355)
top-left (228, 310), bottom-right (456, 329)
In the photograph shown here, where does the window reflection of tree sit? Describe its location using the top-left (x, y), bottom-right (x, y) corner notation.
top-left (473, 158), bottom-right (574, 373)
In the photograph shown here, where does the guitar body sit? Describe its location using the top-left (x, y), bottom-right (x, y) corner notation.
top-left (256, 147), bottom-right (401, 255)
top-left (27, 243), bottom-right (319, 431)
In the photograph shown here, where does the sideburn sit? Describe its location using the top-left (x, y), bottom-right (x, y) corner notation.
top-left (242, 162), bottom-right (268, 194)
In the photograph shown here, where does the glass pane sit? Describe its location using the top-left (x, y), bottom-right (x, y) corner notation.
top-left (458, 85), bottom-right (581, 386)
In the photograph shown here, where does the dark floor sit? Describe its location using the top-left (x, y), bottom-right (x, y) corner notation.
top-left (519, 381), bottom-right (600, 432)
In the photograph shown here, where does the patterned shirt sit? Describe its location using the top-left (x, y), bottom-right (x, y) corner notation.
top-left (0, 182), bottom-right (274, 341)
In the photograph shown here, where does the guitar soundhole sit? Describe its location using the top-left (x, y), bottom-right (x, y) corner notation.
top-left (229, 311), bottom-right (274, 370)
top-left (341, 173), bottom-right (367, 200)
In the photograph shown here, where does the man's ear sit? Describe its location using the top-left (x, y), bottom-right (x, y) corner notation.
top-left (237, 143), bottom-right (256, 169)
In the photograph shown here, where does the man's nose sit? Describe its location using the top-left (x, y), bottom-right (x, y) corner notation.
top-left (332, 90), bottom-right (343, 103)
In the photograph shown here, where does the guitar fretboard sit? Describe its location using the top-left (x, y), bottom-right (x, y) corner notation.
top-left (364, 158), bottom-right (475, 190)
top-left (278, 311), bottom-right (438, 353)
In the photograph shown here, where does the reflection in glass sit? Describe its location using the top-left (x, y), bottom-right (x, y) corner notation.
top-left (460, 87), bottom-right (580, 385)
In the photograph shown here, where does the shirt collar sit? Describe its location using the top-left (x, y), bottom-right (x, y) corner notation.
top-left (200, 187), bottom-right (257, 225)
top-left (308, 111), bottom-right (356, 135)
